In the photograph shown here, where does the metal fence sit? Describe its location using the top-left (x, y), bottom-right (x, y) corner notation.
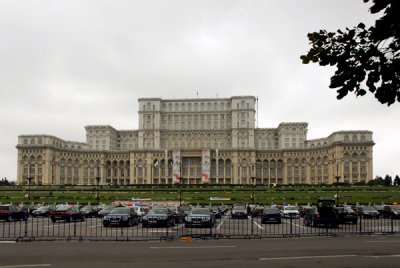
top-left (1, 214), bottom-right (399, 242)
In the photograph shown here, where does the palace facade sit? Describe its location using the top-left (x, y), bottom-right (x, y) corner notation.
top-left (16, 96), bottom-right (374, 185)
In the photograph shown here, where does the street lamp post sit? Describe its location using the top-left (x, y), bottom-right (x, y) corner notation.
top-left (179, 163), bottom-right (182, 207)
top-left (335, 162), bottom-right (341, 204)
top-left (27, 177), bottom-right (32, 200)
top-left (251, 177), bottom-right (255, 205)
top-left (96, 177), bottom-right (101, 202)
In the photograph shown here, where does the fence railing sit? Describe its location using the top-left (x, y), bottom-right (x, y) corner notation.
top-left (1, 214), bottom-right (399, 242)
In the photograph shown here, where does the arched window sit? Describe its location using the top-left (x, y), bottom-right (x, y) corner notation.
top-left (287, 159), bottom-right (292, 178)
top-left (138, 160), bottom-right (143, 178)
top-left (256, 160), bottom-right (262, 177)
top-left (83, 160), bottom-right (89, 179)
top-left (241, 159), bottom-right (247, 178)
top-left (352, 135), bottom-right (357, 142)
top-left (74, 160), bottom-right (79, 179)
top-left (225, 159), bottom-right (232, 177)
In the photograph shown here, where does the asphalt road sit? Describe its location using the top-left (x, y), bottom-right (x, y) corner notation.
top-left (1, 236), bottom-right (400, 268)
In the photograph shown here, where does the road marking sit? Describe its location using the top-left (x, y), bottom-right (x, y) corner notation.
top-left (150, 246), bottom-right (237, 249)
top-left (0, 241), bottom-right (16, 244)
top-left (259, 254), bottom-right (357, 261)
top-left (216, 215), bottom-right (228, 230)
top-left (253, 221), bottom-right (263, 230)
top-left (0, 265), bottom-right (52, 268)
top-left (364, 255), bottom-right (400, 258)
top-left (366, 241), bottom-right (400, 243)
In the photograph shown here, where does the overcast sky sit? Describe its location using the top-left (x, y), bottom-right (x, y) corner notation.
top-left (1, 0), bottom-right (399, 181)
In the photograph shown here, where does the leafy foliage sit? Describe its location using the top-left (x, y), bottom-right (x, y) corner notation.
top-left (0, 177), bottom-right (15, 186)
top-left (394, 175), bottom-right (400, 185)
top-left (301, 0), bottom-right (400, 105)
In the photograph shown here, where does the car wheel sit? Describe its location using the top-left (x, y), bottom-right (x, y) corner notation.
top-left (128, 219), bottom-right (133, 227)
top-left (7, 216), bottom-right (13, 222)
top-left (277, 219), bottom-right (282, 224)
top-left (81, 216), bottom-right (86, 222)
top-left (51, 218), bottom-right (57, 223)
top-left (66, 216), bottom-right (72, 222)
top-left (103, 222), bottom-right (110, 227)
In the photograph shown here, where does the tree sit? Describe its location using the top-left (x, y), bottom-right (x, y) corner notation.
top-left (367, 176), bottom-right (384, 186)
top-left (384, 174), bottom-right (393, 186)
top-left (394, 175), bottom-right (400, 185)
top-left (300, 0), bottom-right (400, 106)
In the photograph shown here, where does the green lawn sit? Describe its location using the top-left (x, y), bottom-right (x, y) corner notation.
top-left (0, 185), bottom-right (399, 205)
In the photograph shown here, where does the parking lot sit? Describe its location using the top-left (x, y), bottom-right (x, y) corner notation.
top-left (1, 211), bottom-right (399, 241)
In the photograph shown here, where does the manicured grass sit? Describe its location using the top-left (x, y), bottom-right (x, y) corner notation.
top-left (0, 185), bottom-right (399, 205)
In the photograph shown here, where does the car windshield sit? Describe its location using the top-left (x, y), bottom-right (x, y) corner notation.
top-left (110, 208), bottom-right (129, 214)
top-left (233, 206), bottom-right (246, 210)
top-left (37, 206), bottom-right (49, 211)
top-left (56, 207), bottom-right (69, 211)
top-left (81, 206), bottom-right (92, 211)
top-left (101, 206), bottom-right (114, 211)
top-left (264, 208), bottom-right (280, 213)
top-left (149, 208), bottom-right (168, 214)
top-left (191, 208), bottom-right (210, 215)
top-left (362, 206), bottom-right (377, 212)
top-left (392, 206), bottom-right (400, 212)
top-left (285, 207), bottom-right (298, 211)
top-left (0, 206), bottom-right (10, 211)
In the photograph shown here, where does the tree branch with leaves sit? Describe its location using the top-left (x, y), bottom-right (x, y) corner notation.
top-left (301, 0), bottom-right (399, 105)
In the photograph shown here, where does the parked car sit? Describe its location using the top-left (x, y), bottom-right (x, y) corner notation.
top-left (184, 207), bottom-right (215, 228)
top-left (32, 206), bottom-right (52, 217)
top-left (0, 204), bottom-right (28, 221)
top-left (281, 206), bottom-right (300, 218)
top-left (103, 207), bottom-right (139, 227)
top-left (97, 205), bottom-right (115, 218)
top-left (261, 207), bottom-right (282, 224)
top-left (334, 206), bottom-right (358, 224)
top-left (303, 198), bottom-right (339, 228)
top-left (142, 207), bottom-right (175, 227)
top-left (231, 204), bottom-right (248, 219)
top-left (179, 205), bottom-right (193, 216)
top-left (356, 206), bottom-right (380, 219)
top-left (132, 206), bottom-right (148, 222)
top-left (251, 206), bottom-right (265, 217)
top-left (20, 204), bottom-right (39, 216)
top-left (382, 205), bottom-right (400, 219)
top-left (208, 206), bottom-right (222, 219)
top-left (299, 205), bottom-right (313, 217)
top-left (50, 206), bottom-right (85, 223)
top-left (168, 206), bottom-right (186, 223)
top-left (80, 205), bottom-right (100, 218)
top-left (373, 205), bottom-right (384, 215)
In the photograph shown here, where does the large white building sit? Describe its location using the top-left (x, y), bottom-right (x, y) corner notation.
top-left (16, 96), bottom-right (374, 185)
